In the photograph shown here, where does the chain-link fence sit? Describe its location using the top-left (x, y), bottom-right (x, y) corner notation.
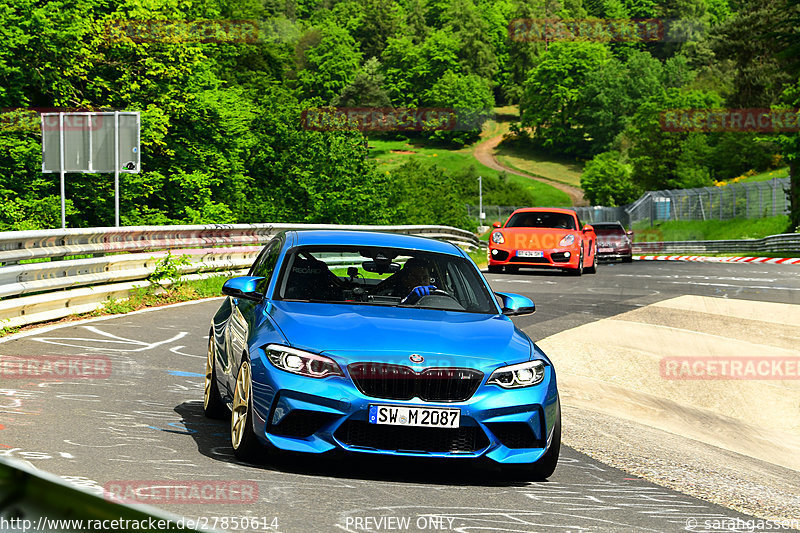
top-left (468, 178), bottom-right (790, 228)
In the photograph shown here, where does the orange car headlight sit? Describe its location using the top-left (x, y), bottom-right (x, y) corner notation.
top-left (558, 235), bottom-right (575, 247)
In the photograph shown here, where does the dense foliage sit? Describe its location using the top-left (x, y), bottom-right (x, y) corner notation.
top-left (509, 0), bottom-right (798, 231)
top-left (0, 0), bottom-right (798, 230)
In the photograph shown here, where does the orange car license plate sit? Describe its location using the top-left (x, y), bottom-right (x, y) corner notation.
top-left (517, 250), bottom-right (544, 258)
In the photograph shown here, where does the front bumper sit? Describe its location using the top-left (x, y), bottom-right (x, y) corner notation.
top-left (487, 245), bottom-right (580, 269)
top-left (596, 248), bottom-right (632, 261)
top-left (248, 349), bottom-right (559, 465)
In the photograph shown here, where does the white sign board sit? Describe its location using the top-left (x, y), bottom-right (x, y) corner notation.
top-left (41, 112), bottom-right (140, 173)
top-left (41, 111), bottom-right (140, 228)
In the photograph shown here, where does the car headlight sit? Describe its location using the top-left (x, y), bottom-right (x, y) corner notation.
top-left (491, 231), bottom-right (504, 244)
top-left (265, 345), bottom-right (343, 378)
top-left (487, 360), bottom-right (546, 388)
top-left (559, 234), bottom-right (575, 247)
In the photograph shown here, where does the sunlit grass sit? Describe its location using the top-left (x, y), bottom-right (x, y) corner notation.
top-left (367, 138), bottom-right (570, 207)
top-left (495, 143), bottom-right (584, 187)
top-left (633, 215), bottom-right (791, 242)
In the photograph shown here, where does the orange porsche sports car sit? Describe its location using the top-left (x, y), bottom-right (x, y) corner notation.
top-left (487, 208), bottom-right (597, 275)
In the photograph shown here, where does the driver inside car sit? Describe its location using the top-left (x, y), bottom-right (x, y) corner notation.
top-left (375, 257), bottom-right (436, 302)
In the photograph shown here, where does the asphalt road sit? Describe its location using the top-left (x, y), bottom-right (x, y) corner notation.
top-left (1, 260), bottom-right (799, 532)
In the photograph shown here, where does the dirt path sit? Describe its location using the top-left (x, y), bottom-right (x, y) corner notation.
top-left (473, 135), bottom-right (588, 206)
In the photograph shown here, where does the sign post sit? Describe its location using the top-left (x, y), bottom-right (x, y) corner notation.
top-left (478, 176), bottom-right (485, 221)
top-left (41, 111), bottom-right (140, 228)
top-left (114, 111), bottom-right (120, 228)
top-left (59, 114), bottom-right (65, 229)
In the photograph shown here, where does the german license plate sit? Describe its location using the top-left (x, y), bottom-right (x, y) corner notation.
top-left (368, 405), bottom-right (461, 428)
top-left (517, 250), bottom-right (543, 258)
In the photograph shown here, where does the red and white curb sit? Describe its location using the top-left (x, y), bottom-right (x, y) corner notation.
top-left (634, 255), bottom-right (800, 264)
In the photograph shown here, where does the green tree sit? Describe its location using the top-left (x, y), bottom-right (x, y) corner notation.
top-left (626, 88), bottom-right (724, 191)
top-left (296, 23), bottom-right (362, 103)
top-left (391, 160), bottom-right (476, 230)
top-left (422, 70), bottom-right (494, 145)
top-left (244, 86), bottom-right (394, 225)
top-left (442, 0), bottom-right (497, 79)
top-left (711, 0), bottom-right (792, 108)
top-left (520, 41), bottom-right (610, 154)
top-left (772, 0), bottom-right (800, 232)
top-left (577, 50), bottom-right (665, 154)
top-left (333, 58), bottom-right (392, 107)
top-left (503, 0), bottom-right (546, 103)
top-left (403, 0), bottom-right (430, 43)
top-left (580, 151), bottom-right (640, 206)
top-left (352, 0), bottom-right (406, 59)
top-left (381, 29), bottom-right (461, 105)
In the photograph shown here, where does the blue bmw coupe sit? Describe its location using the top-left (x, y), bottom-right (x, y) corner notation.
top-left (205, 230), bottom-right (561, 478)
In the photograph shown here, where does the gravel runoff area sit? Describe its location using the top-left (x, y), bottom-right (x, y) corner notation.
top-left (536, 294), bottom-right (800, 529)
top-left (562, 407), bottom-right (800, 529)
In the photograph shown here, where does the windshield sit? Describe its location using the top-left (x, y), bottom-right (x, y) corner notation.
top-left (275, 246), bottom-right (498, 314)
top-left (506, 212), bottom-right (576, 230)
top-left (592, 223), bottom-right (625, 235)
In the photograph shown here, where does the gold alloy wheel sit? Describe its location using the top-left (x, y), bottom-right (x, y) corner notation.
top-left (231, 361), bottom-right (251, 450)
top-left (204, 337), bottom-right (214, 410)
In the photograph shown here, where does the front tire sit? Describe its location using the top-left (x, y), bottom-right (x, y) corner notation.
top-left (204, 333), bottom-right (228, 419)
top-left (487, 264), bottom-right (503, 274)
top-left (231, 359), bottom-right (263, 462)
top-left (569, 251), bottom-right (583, 276)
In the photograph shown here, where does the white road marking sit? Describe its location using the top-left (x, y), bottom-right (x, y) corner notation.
top-left (31, 326), bottom-right (188, 352)
top-left (169, 345), bottom-right (204, 359)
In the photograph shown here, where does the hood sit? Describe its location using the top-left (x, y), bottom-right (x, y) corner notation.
top-left (499, 227), bottom-right (576, 249)
top-left (268, 301), bottom-right (532, 370)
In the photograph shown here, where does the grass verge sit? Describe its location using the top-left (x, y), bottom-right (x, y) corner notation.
top-left (468, 247), bottom-right (488, 269)
top-left (0, 275), bottom-right (229, 339)
top-left (633, 216), bottom-right (791, 242)
top-left (495, 143), bottom-right (584, 187)
top-left (368, 138), bottom-right (570, 207)
top-left (718, 166), bottom-right (789, 185)
top-left (96, 276), bottom-right (228, 315)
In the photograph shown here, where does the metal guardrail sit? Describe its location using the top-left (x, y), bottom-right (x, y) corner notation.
top-left (0, 224), bottom-right (480, 329)
top-left (632, 233), bottom-right (800, 255)
top-left (0, 223), bottom-right (479, 264)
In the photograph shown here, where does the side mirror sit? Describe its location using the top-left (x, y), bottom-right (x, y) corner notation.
top-left (222, 276), bottom-right (265, 302)
top-left (492, 222), bottom-right (502, 229)
top-left (495, 291), bottom-right (535, 316)
top-left (582, 224), bottom-right (594, 233)
top-left (626, 230), bottom-right (633, 237)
